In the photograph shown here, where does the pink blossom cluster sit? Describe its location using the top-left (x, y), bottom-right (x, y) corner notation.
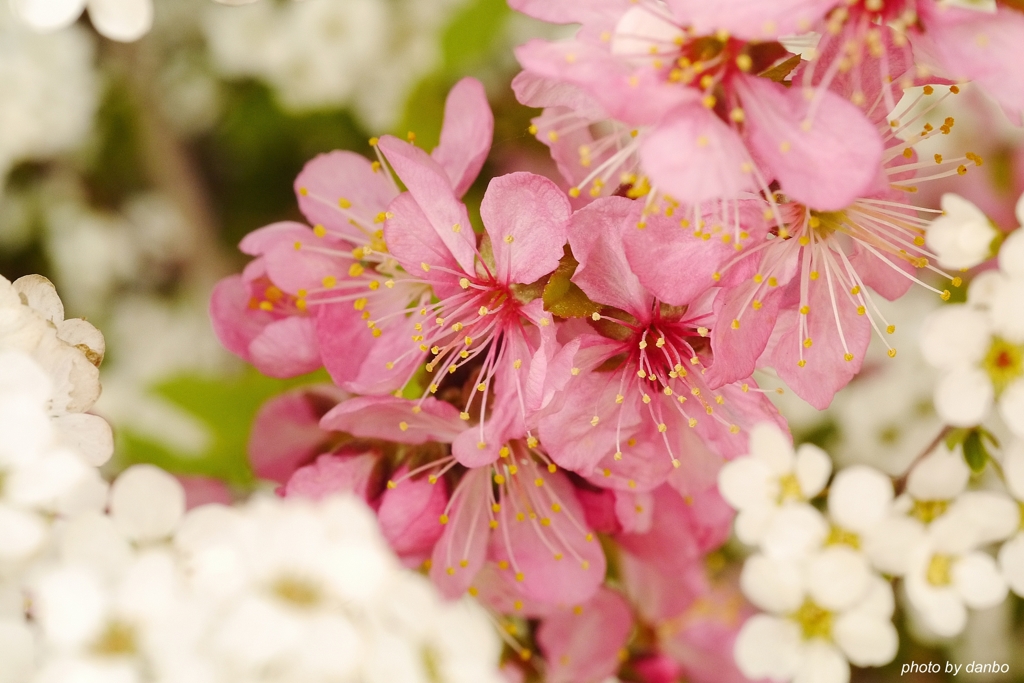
top-left (209, 1), bottom-right (1024, 680)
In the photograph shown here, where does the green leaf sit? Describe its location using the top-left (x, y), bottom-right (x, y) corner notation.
top-left (944, 427), bottom-right (971, 451)
top-left (963, 430), bottom-right (989, 473)
top-left (542, 250), bottom-right (601, 319)
top-left (759, 54), bottom-right (802, 84)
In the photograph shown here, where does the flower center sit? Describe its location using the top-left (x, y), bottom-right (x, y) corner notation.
top-left (776, 473), bottom-right (804, 504)
top-left (911, 499), bottom-right (949, 524)
top-left (926, 554), bottom-right (954, 587)
top-left (91, 620), bottom-right (137, 656)
top-left (826, 524), bottom-right (862, 549)
top-left (272, 576), bottom-right (323, 608)
top-left (982, 337), bottom-right (1024, 395)
top-left (792, 599), bottom-right (833, 641)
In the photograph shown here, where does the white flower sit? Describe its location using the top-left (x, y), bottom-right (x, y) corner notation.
top-left (904, 510), bottom-right (1009, 637)
top-left (718, 423), bottom-right (831, 546)
top-left (920, 221), bottom-right (1024, 436)
top-left (736, 555), bottom-right (898, 683)
top-left (10, 0), bottom-right (153, 42)
top-left (925, 194), bottom-right (998, 271)
top-left (0, 275), bottom-right (112, 466)
top-left (0, 351), bottom-right (107, 569)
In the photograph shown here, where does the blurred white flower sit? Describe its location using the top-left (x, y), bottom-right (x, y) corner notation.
top-left (0, 6), bottom-right (97, 186)
top-left (202, 0), bottom-right (471, 128)
top-left (997, 439), bottom-right (1024, 597)
top-left (0, 351), bottom-right (107, 571)
top-left (904, 510), bottom-right (1010, 637)
top-left (10, 0), bottom-right (153, 42)
top-left (920, 227), bottom-right (1024, 436)
top-left (718, 422), bottom-right (831, 546)
top-left (736, 559), bottom-right (897, 683)
top-left (925, 193), bottom-right (998, 271)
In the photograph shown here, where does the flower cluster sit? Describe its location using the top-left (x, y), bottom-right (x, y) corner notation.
top-left (724, 423), bottom-right (1024, 683)
top-left (0, 278), bottom-right (503, 682)
top-left (205, 0), bottom-right (1024, 677)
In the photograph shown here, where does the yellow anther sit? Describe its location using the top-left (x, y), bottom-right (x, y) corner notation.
top-left (439, 514), bottom-right (449, 525)
top-left (844, 353), bottom-right (854, 362)
top-left (590, 416), bottom-right (600, 426)
top-left (459, 412), bottom-right (470, 421)
top-left (322, 275), bottom-right (337, 288)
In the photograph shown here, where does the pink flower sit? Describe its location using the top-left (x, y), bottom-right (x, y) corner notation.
top-left (537, 196), bottom-right (783, 485)
top-left (211, 78), bottom-right (493, 392)
top-left (319, 395), bottom-right (607, 607)
top-left (376, 131), bottom-right (574, 463)
top-left (513, 1), bottom-right (884, 218)
top-left (708, 56), bottom-right (974, 408)
top-left (209, 223), bottom-right (323, 378)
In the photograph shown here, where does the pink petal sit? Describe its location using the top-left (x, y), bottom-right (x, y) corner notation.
top-left (766, 276), bottom-right (872, 409)
top-left (283, 451), bottom-right (378, 503)
top-left (378, 466), bottom-right (448, 561)
top-left (238, 221), bottom-right (313, 256)
top-left (576, 487), bottom-right (623, 535)
top-left (537, 588), bottom-right (633, 683)
top-left (209, 275), bottom-right (270, 362)
top-left (384, 193), bottom-right (469, 297)
top-left (846, 238), bottom-right (914, 302)
top-left (489, 469), bottom-right (606, 606)
top-left (176, 476), bottom-right (232, 510)
top-left (248, 316), bottom-right (322, 378)
top-left (293, 152), bottom-right (398, 243)
top-left (664, 0), bottom-right (835, 39)
top-left (616, 485), bottom-right (718, 621)
top-left (568, 196), bottom-right (653, 317)
top-left (512, 71), bottom-right (607, 117)
top-left (263, 232), bottom-right (352, 296)
top-left (916, 4), bottom-right (1024, 125)
top-left (320, 395), bottom-right (464, 444)
top-left (615, 490), bottom-right (654, 533)
top-left (705, 281), bottom-right (785, 389)
top-left (468, 563), bottom-right (556, 619)
top-left (314, 303), bottom-right (421, 396)
top-left (639, 105), bottom-right (759, 205)
top-left (430, 468), bottom-right (492, 598)
top-left (432, 77), bottom-right (494, 197)
top-left (248, 386), bottom-right (346, 484)
top-left (507, 0), bottom-right (623, 28)
top-left (623, 200), bottom-right (768, 307)
top-left (515, 39), bottom-right (699, 126)
top-left (738, 74), bottom-right (883, 211)
top-left (481, 172), bottom-right (572, 285)
top-left (378, 137), bottom-right (476, 274)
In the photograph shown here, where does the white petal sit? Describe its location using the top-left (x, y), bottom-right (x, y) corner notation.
top-left (0, 505), bottom-right (47, 562)
top-left (906, 447), bottom-right (970, 500)
top-left (953, 552), bottom-right (1008, 609)
top-left (967, 270), bottom-right (1004, 307)
top-left (926, 194), bottom-right (996, 270)
top-left (740, 554), bottom-right (805, 614)
top-left (87, 0), bottom-right (153, 41)
top-left (32, 567), bottom-right (106, 646)
top-left (7, 448), bottom-right (89, 508)
top-left (806, 546), bottom-right (871, 612)
top-left (990, 278), bottom-right (1024, 343)
top-left (833, 612), bottom-right (898, 667)
top-left (850, 574), bottom-right (896, 620)
top-left (109, 464), bottom-right (185, 542)
top-left (0, 618), bottom-right (35, 683)
top-left (919, 306), bottom-right (991, 369)
top-left (793, 642), bottom-right (849, 683)
top-left (760, 504), bottom-right (828, 560)
top-left (53, 413), bottom-right (113, 467)
top-left (734, 614), bottom-right (803, 681)
top-left (905, 579), bottom-right (966, 638)
top-left (750, 422), bottom-right (795, 473)
top-left (997, 533), bottom-right (1024, 597)
top-left (718, 457), bottom-right (773, 511)
top-left (57, 511), bottom-right (133, 579)
top-left (863, 515), bottom-right (926, 576)
top-left (1003, 440), bottom-right (1024, 500)
top-left (828, 466), bottom-right (892, 533)
top-left (947, 492), bottom-right (1019, 545)
top-left (734, 506), bottom-right (775, 546)
top-left (794, 444), bottom-right (831, 498)
top-left (9, 0), bottom-right (86, 31)
top-left (998, 380), bottom-right (1024, 439)
top-left (12, 275), bottom-right (64, 324)
top-left (934, 367), bottom-right (993, 427)
top-left (0, 351), bottom-right (51, 405)
top-left (998, 224), bottom-right (1024, 277)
